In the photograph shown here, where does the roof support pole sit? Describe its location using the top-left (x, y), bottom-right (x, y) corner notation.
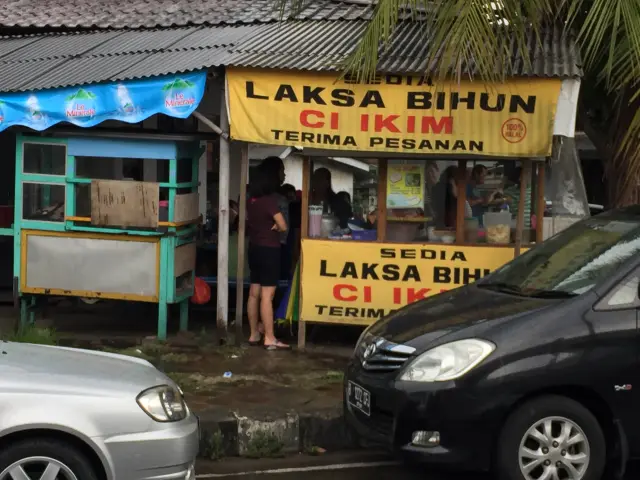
top-left (456, 160), bottom-right (467, 244)
top-left (514, 160), bottom-right (532, 257)
top-left (235, 143), bottom-right (249, 346)
top-left (192, 111), bottom-right (228, 140)
top-left (217, 88), bottom-right (230, 341)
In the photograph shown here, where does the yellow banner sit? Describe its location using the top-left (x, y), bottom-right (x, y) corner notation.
top-left (227, 68), bottom-right (561, 157)
top-left (300, 239), bottom-right (519, 325)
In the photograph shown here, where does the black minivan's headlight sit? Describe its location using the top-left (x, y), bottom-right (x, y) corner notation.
top-left (353, 327), bottom-right (373, 358)
top-left (400, 339), bottom-right (495, 382)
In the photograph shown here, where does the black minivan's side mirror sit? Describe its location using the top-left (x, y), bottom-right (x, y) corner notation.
top-left (594, 275), bottom-right (640, 311)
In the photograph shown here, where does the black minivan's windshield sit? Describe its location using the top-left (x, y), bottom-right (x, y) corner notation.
top-left (479, 210), bottom-right (640, 297)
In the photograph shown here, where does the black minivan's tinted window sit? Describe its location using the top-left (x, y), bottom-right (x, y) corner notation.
top-left (479, 212), bottom-right (640, 297)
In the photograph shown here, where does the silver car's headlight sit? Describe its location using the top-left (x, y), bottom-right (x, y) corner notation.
top-left (399, 339), bottom-right (495, 382)
top-left (137, 385), bottom-right (187, 422)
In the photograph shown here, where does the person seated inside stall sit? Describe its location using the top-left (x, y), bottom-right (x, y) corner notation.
top-left (466, 165), bottom-right (503, 224)
top-left (337, 191), bottom-right (351, 207)
top-left (423, 163), bottom-right (439, 222)
top-left (503, 166), bottom-right (532, 229)
top-left (432, 166), bottom-right (472, 229)
top-left (311, 168), bottom-right (353, 229)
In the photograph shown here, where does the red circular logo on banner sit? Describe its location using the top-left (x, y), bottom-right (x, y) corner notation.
top-left (501, 118), bottom-right (527, 143)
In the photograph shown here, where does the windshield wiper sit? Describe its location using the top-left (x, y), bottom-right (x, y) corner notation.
top-left (477, 283), bottom-right (577, 299)
top-left (477, 282), bottom-right (528, 296)
top-left (523, 289), bottom-right (578, 299)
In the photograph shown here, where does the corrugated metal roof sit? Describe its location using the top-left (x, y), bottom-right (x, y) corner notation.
top-left (231, 21), bottom-right (583, 77)
top-left (0, 21), bottom-right (582, 93)
top-left (0, 0), bottom-right (376, 30)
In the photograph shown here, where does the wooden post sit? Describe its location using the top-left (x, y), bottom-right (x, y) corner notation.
top-left (234, 143), bottom-right (249, 346)
top-left (456, 160), bottom-right (467, 244)
top-left (530, 162), bottom-right (537, 244)
top-left (217, 88), bottom-right (230, 341)
top-left (377, 159), bottom-right (388, 242)
top-left (301, 157), bottom-right (311, 239)
top-left (515, 161), bottom-right (532, 257)
top-left (536, 162), bottom-right (546, 243)
top-left (298, 156), bottom-right (311, 350)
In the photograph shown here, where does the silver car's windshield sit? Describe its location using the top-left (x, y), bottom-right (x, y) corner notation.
top-left (478, 212), bottom-right (640, 297)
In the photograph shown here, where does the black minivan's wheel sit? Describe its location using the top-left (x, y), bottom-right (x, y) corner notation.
top-left (496, 395), bottom-right (606, 480)
top-left (0, 438), bottom-right (99, 480)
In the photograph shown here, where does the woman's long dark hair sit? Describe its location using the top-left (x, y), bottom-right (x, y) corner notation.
top-left (312, 167), bottom-right (335, 200)
top-left (249, 162), bottom-right (280, 198)
top-left (440, 165), bottom-right (458, 184)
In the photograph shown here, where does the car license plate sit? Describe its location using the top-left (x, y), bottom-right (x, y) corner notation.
top-left (347, 381), bottom-right (371, 416)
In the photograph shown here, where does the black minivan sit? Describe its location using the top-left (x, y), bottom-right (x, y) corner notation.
top-left (345, 207), bottom-right (640, 480)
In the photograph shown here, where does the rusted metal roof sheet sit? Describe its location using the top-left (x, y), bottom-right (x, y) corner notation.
top-left (0, 0), bottom-right (376, 30)
top-left (230, 21), bottom-right (583, 77)
top-left (0, 21), bottom-right (582, 93)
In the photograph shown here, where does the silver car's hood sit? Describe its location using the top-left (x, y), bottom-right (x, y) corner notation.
top-left (0, 342), bottom-right (172, 395)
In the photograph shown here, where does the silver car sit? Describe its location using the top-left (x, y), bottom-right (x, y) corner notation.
top-left (0, 341), bottom-right (199, 480)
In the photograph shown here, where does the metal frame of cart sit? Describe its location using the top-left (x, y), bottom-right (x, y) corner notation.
top-left (13, 133), bottom-right (202, 339)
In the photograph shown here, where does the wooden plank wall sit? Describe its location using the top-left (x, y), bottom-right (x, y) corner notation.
top-left (91, 180), bottom-right (159, 228)
top-left (174, 243), bottom-right (197, 277)
top-left (173, 192), bottom-right (199, 223)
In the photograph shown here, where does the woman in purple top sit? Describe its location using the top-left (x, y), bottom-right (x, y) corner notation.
top-left (246, 163), bottom-right (290, 350)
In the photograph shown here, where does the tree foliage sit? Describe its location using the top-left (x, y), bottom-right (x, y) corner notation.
top-left (275, 0), bottom-right (640, 206)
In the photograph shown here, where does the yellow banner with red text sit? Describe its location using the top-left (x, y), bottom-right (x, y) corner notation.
top-left (300, 239), bottom-right (526, 325)
top-left (227, 68), bottom-right (562, 157)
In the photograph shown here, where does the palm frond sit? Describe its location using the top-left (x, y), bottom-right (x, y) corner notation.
top-left (340, 0), bottom-right (557, 84)
top-left (268, 0), bottom-right (640, 204)
top-left (570, 0), bottom-right (640, 202)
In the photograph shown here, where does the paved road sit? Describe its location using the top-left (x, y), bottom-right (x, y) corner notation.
top-left (196, 465), bottom-right (477, 479)
top-left (196, 457), bottom-right (640, 479)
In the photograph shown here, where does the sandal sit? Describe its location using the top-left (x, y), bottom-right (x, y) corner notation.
top-left (248, 335), bottom-right (263, 346)
top-left (264, 341), bottom-right (291, 351)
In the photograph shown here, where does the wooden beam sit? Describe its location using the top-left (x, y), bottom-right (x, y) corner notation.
top-left (377, 159), bottom-right (388, 242)
top-left (173, 192), bottom-right (199, 224)
top-left (536, 162), bottom-right (546, 243)
top-left (301, 157), bottom-right (311, 240)
top-left (174, 243), bottom-right (197, 278)
top-left (456, 160), bottom-right (467, 244)
top-left (235, 143), bottom-right (249, 346)
top-left (298, 156), bottom-right (311, 351)
top-left (515, 161), bottom-right (532, 256)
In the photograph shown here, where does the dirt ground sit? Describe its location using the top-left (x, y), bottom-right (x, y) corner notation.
top-left (58, 330), bottom-right (348, 417)
top-left (0, 301), bottom-right (360, 417)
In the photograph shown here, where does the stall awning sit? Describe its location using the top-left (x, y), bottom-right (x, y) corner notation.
top-left (0, 70), bottom-right (207, 132)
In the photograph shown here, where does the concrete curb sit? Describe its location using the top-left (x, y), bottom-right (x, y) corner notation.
top-left (197, 407), bottom-right (361, 460)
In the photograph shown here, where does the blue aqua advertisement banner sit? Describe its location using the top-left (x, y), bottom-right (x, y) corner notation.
top-left (0, 71), bottom-right (207, 132)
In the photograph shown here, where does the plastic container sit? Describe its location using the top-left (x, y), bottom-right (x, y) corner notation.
top-left (308, 205), bottom-right (323, 238)
top-left (464, 217), bottom-right (479, 243)
top-left (352, 230), bottom-right (377, 241)
top-left (320, 213), bottom-right (338, 238)
top-left (483, 211), bottom-right (511, 244)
